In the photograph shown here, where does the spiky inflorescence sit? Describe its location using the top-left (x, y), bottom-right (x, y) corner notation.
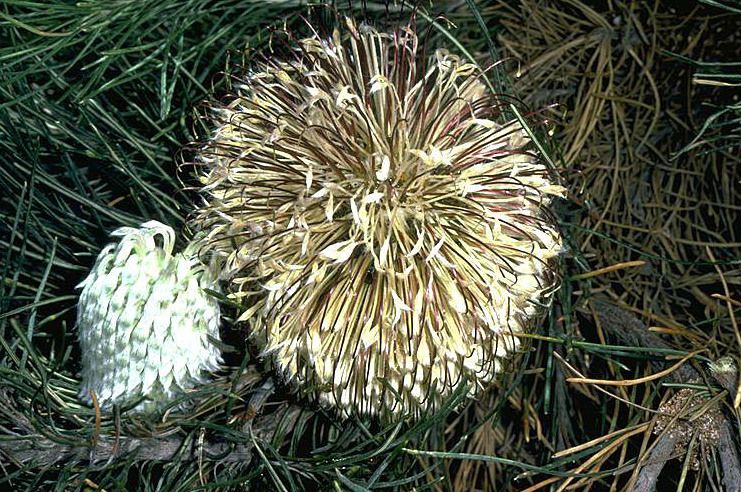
top-left (192, 19), bottom-right (564, 418)
top-left (77, 221), bottom-right (222, 412)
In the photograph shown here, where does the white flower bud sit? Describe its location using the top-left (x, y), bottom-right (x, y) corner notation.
top-left (77, 220), bottom-right (222, 412)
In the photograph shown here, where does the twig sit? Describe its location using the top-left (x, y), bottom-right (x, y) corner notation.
top-left (0, 399), bottom-right (302, 468)
top-left (589, 299), bottom-right (699, 382)
top-left (631, 433), bottom-right (678, 492)
top-left (719, 422), bottom-right (741, 492)
top-left (590, 298), bottom-right (741, 491)
top-left (0, 435), bottom-right (255, 466)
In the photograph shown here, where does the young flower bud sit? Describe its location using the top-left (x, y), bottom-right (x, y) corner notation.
top-left (77, 220), bottom-right (222, 412)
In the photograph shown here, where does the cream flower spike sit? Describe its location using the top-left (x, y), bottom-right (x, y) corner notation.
top-left (192, 18), bottom-right (564, 419)
top-left (77, 220), bottom-right (222, 412)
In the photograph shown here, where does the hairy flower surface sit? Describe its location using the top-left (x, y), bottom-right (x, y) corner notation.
top-left (77, 221), bottom-right (222, 412)
top-left (193, 19), bottom-right (564, 418)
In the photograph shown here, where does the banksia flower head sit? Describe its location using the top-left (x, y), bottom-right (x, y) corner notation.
top-left (77, 221), bottom-right (222, 412)
top-left (193, 18), bottom-right (564, 418)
